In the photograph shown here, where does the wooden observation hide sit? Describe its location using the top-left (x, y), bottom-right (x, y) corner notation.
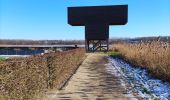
top-left (68, 5), bottom-right (128, 52)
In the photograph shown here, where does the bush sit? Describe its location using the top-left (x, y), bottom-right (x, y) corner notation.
top-left (0, 48), bottom-right (85, 100)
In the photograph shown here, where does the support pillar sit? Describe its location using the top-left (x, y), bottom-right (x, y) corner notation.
top-left (85, 39), bottom-right (108, 52)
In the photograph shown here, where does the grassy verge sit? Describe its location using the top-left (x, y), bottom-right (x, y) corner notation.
top-left (0, 57), bottom-right (7, 61)
top-left (112, 41), bottom-right (170, 82)
top-left (100, 51), bottom-right (121, 57)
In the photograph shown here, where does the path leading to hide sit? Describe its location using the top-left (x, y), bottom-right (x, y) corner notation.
top-left (40, 54), bottom-right (135, 100)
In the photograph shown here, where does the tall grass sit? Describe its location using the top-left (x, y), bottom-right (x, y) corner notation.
top-left (113, 41), bottom-right (170, 82)
top-left (0, 48), bottom-right (85, 100)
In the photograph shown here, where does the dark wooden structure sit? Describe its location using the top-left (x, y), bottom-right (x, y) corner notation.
top-left (68, 5), bottom-right (128, 52)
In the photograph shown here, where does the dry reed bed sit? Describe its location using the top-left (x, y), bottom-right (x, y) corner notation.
top-left (113, 41), bottom-right (170, 82)
top-left (0, 48), bottom-right (85, 100)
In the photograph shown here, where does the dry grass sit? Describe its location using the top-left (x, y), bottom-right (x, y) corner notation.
top-left (112, 41), bottom-right (170, 82)
top-left (0, 48), bottom-right (85, 100)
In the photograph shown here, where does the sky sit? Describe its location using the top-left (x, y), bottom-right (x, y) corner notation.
top-left (0, 0), bottom-right (170, 40)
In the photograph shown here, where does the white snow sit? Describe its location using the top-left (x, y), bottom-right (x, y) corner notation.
top-left (106, 59), bottom-right (138, 100)
top-left (107, 57), bottom-right (170, 100)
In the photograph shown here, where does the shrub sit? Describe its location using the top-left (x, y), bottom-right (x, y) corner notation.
top-left (0, 48), bottom-right (85, 100)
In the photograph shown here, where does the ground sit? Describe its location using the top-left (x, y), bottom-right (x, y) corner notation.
top-left (39, 54), bottom-right (133, 100)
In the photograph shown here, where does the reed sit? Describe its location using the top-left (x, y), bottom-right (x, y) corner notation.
top-left (112, 41), bottom-right (170, 82)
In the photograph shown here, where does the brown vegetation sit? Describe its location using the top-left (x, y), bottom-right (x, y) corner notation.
top-left (112, 41), bottom-right (170, 82)
top-left (0, 48), bottom-right (85, 100)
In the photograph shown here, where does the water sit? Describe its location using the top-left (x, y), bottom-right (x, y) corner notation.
top-left (0, 50), bottom-right (44, 55)
top-left (108, 57), bottom-right (170, 100)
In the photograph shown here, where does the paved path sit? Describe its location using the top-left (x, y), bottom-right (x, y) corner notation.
top-left (40, 54), bottom-right (133, 100)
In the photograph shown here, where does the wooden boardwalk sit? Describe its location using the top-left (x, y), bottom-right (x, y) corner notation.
top-left (40, 54), bottom-right (134, 100)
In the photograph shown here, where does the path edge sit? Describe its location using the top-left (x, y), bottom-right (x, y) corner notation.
top-left (58, 55), bottom-right (87, 90)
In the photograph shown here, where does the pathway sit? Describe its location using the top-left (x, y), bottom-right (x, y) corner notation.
top-left (40, 54), bottom-right (135, 100)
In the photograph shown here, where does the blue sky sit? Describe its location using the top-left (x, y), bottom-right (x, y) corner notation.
top-left (0, 0), bottom-right (170, 40)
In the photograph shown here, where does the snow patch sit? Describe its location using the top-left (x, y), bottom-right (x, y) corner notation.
top-left (107, 57), bottom-right (170, 100)
top-left (106, 59), bottom-right (138, 100)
